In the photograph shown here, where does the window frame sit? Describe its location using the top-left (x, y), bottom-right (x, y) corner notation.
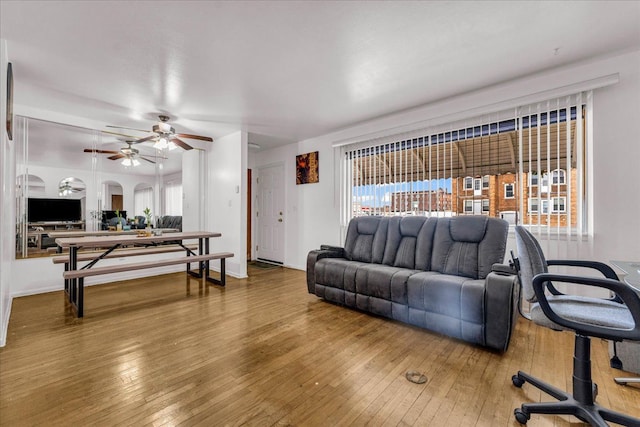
top-left (504, 183), bottom-right (515, 199)
top-left (482, 175), bottom-right (490, 189)
top-left (551, 169), bottom-right (566, 185)
top-left (464, 177), bottom-right (473, 190)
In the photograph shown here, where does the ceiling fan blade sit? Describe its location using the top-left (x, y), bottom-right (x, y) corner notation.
top-left (176, 133), bottom-right (213, 142)
top-left (107, 154), bottom-right (125, 160)
top-left (84, 149), bottom-right (120, 154)
top-left (139, 156), bottom-right (156, 164)
top-left (101, 130), bottom-right (141, 139)
top-left (171, 137), bottom-right (193, 150)
top-left (106, 124), bottom-right (150, 133)
top-left (132, 135), bottom-right (157, 144)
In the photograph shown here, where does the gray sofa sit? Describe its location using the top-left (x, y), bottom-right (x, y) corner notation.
top-left (306, 215), bottom-right (519, 352)
top-left (157, 215), bottom-right (182, 231)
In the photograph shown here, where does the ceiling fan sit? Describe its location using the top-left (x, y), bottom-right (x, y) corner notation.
top-left (59, 177), bottom-right (85, 196)
top-left (105, 114), bottom-right (213, 151)
top-left (84, 141), bottom-right (166, 166)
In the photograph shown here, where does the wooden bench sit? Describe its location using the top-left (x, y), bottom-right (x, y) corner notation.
top-left (59, 247), bottom-right (233, 317)
top-left (62, 252), bottom-right (233, 280)
top-left (51, 243), bottom-right (199, 265)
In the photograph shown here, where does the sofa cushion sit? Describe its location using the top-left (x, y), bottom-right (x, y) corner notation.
top-left (431, 216), bottom-right (507, 279)
top-left (343, 216), bottom-right (388, 263)
top-left (382, 217), bottom-right (438, 270)
top-left (354, 264), bottom-right (416, 304)
top-left (407, 272), bottom-right (486, 343)
top-left (314, 258), bottom-right (367, 294)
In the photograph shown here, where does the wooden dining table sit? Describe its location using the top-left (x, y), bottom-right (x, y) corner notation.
top-left (48, 228), bottom-right (179, 241)
top-left (55, 231), bottom-right (225, 317)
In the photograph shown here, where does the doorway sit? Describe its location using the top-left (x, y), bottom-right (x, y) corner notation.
top-left (111, 194), bottom-right (123, 211)
top-left (255, 163), bottom-right (284, 264)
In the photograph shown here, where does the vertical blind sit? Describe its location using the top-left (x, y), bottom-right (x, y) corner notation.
top-left (164, 181), bottom-right (183, 216)
top-left (134, 186), bottom-right (154, 217)
top-left (340, 92), bottom-right (589, 237)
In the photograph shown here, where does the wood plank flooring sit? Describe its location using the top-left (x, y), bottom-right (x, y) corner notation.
top-left (1, 266), bottom-right (638, 426)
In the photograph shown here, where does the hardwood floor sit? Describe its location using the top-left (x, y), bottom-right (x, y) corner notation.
top-left (1, 266), bottom-right (638, 426)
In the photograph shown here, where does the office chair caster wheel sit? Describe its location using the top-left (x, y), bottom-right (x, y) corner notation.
top-left (514, 408), bottom-right (529, 424)
top-left (512, 374), bottom-right (525, 388)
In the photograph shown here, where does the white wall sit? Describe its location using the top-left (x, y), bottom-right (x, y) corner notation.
top-left (182, 149), bottom-right (203, 232)
top-left (208, 131), bottom-right (247, 278)
top-left (251, 49), bottom-right (640, 272)
top-left (591, 54), bottom-right (640, 262)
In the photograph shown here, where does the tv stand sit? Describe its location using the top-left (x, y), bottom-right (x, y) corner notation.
top-left (28, 221), bottom-right (85, 250)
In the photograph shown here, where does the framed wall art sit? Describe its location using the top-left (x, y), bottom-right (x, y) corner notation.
top-left (296, 151), bottom-right (319, 185)
top-left (6, 62), bottom-right (13, 141)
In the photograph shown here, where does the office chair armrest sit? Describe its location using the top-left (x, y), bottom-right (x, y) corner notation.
top-left (546, 259), bottom-right (619, 280)
top-left (532, 273), bottom-right (640, 341)
top-left (546, 260), bottom-right (623, 302)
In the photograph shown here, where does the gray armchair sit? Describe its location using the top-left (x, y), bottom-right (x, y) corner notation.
top-left (133, 215), bottom-right (146, 229)
top-left (108, 217), bottom-right (126, 228)
top-left (511, 226), bottom-right (640, 426)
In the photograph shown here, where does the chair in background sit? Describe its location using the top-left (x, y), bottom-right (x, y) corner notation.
top-left (108, 217), bottom-right (126, 228)
top-left (133, 215), bottom-right (146, 229)
top-left (511, 226), bottom-right (640, 426)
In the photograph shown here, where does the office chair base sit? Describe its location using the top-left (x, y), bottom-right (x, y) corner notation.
top-left (614, 377), bottom-right (640, 386)
top-left (513, 371), bottom-right (640, 426)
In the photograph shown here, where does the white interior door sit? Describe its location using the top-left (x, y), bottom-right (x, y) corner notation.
top-left (256, 164), bottom-right (284, 264)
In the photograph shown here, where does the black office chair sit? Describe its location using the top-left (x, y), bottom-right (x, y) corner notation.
top-left (511, 226), bottom-right (640, 426)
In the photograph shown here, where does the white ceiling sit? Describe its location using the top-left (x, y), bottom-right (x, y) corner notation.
top-left (2, 1), bottom-right (640, 170)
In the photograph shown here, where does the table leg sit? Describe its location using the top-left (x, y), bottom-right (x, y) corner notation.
top-left (78, 278), bottom-right (84, 318)
top-left (70, 246), bottom-right (77, 305)
top-left (204, 237), bottom-right (210, 280)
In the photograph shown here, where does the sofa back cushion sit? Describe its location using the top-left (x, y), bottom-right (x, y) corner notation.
top-left (344, 216), bottom-right (388, 263)
top-left (431, 216), bottom-right (508, 279)
top-left (383, 217), bottom-right (437, 269)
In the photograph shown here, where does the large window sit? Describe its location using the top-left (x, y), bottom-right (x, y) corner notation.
top-left (340, 92), bottom-right (589, 234)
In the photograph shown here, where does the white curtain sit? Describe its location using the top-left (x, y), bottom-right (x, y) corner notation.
top-left (164, 181), bottom-right (182, 216)
top-left (134, 187), bottom-right (153, 217)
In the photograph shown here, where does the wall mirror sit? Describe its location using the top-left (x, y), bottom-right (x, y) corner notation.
top-left (13, 116), bottom-right (194, 258)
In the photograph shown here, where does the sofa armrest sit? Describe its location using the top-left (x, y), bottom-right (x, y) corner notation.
top-left (320, 245), bottom-right (345, 254)
top-left (306, 247), bottom-right (345, 294)
top-left (484, 265), bottom-right (520, 352)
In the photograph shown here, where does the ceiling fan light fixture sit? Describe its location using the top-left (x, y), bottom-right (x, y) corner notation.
top-left (121, 157), bottom-right (132, 167)
top-left (168, 141), bottom-right (178, 151)
top-left (132, 158), bottom-right (141, 167)
top-left (154, 137), bottom-right (168, 150)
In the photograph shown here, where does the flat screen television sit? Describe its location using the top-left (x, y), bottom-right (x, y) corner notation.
top-left (27, 198), bottom-right (82, 222)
